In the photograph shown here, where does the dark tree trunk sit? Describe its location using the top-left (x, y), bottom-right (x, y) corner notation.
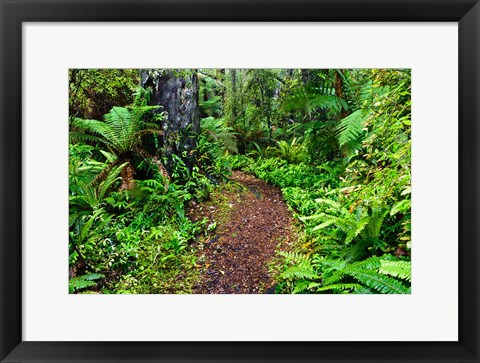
top-left (334, 69), bottom-right (349, 119)
top-left (301, 69), bottom-right (310, 85)
top-left (141, 69), bottom-right (200, 174)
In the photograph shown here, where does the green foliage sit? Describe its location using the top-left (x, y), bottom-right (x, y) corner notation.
top-left (69, 161), bottom-right (128, 210)
top-left (228, 155), bottom-right (338, 190)
top-left (69, 68), bottom-right (410, 295)
top-left (194, 117), bottom-right (237, 183)
top-left (301, 199), bottom-right (390, 261)
top-left (324, 256), bottom-right (411, 294)
top-left (268, 137), bottom-right (307, 164)
top-left (336, 109), bottom-right (368, 158)
top-left (69, 69), bottom-right (139, 120)
top-left (71, 103), bottom-right (165, 191)
top-left (378, 260), bottom-right (412, 281)
top-left (71, 105), bottom-right (162, 156)
top-left (283, 89), bottom-right (347, 115)
top-left (282, 255), bottom-right (411, 294)
top-left (69, 164), bottom-right (206, 292)
top-left (201, 117), bottom-right (238, 154)
top-left (224, 69), bottom-right (411, 294)
top-left (279, 251), bottom-right (319, 281)
top-left (69, 273), bottom-right (104, 293)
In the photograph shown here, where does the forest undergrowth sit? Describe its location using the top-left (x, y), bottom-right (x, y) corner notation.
top-left (69, 68), bottom-right (411, 294)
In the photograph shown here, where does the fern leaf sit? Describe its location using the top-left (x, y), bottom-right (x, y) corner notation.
top-left (292, 280), bottom-right (313, 293)
top-left (337, 109), bottom-right (367, 148)
top-left (69, 273), bottom-right (104, 293)
top-left (314, 198), bottom-right (342, 209)
top-left (344, 216), bottom-right (369, 244)
top-left (379, 260), bottom-right (411, 282)
top-left (322, 270), bottom-right (346, 285)
top-left (280, 265), bottom-right (318, 280)
top-left (278, 251), bottom-right (310, 265)
top-left (345, 269), bottom-right (410, 294)
top-left (312, 219), bottom-right (337, 231)
top-left (315, 283), bottom-right (361, 293)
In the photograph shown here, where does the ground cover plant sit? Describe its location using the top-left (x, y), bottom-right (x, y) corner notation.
top-left (69, 68), bottom-right (411, 294)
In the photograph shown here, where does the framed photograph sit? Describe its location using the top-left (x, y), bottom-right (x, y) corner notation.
top-left (1, 0), bottom-right (479, 362)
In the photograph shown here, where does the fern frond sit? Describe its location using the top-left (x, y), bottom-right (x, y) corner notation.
top-left (281, 265), bottom-right (318, 280)
top-left (69, 273), bottom-right (104, 293)
top-left (315, 283), bottom-right (361, 293)
top-left (336, 109), bottom-right (367, 148)
top-left (365, 206), bottom-right (389, 238)
top-left (97, 162), bottom-right (128, 200)
top-left (99, 150), bottom-right (118, 163)
top-left (72, 118), bottom-right (119, 151)
top-left (312, 219), bottom-right (337, 231)
top-left (322, 270), bottom-right (346, 285)
top-left (379, 260), bottom-right (411, 282)
top-left (314, 198), bottom-right (342, 209)
top-left (344, 268), bottom-right (410, 294)
top-left (307, 95), bottom-right (348, 113)
top-left (292, 280), bottom-right (321, 293)
top-left (69, 131), bottom-right (105, 146)
top-left (344, 216), bottom-right (369, 244)
top-left (278, 251), bottom-right (310, 265)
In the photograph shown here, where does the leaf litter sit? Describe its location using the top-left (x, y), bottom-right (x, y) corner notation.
top-left (189, 171), bottom-right (296, 294)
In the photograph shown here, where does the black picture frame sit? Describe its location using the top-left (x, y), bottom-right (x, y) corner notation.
top-left (1, 1), bottom-right (479, 362)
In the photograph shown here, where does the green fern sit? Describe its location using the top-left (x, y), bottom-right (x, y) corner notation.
top-left (70, 161), bottom-right (128, 210)
top-left (270, 137), bottom-right (307, 164)
top-left (201, 116), bottom-right (238, 153)
top-left (322, 256), bottom-right (411, 294)
top-left (292, 280), bottom-right (325, 294)
top-left (69, 273), bottom-right (104, 293)
top-left (336, 110), bottom-right (368, 153)
top-left (302, 199), bottom-right (389, 261)
top-left (345, 268), bottom-right (410, 294)
top-left (314, 283), bottom-right (361, 293)
top-left (71, 105), bottom-right (163, 191)
top-left (281, 253), bottom-right (411, 294)
top-left (307, 94), bottom-right (348, 114)
top-left (278, 251), bottom-right (310, 265)
top-left (379, 260), bottom-right (412, 282)
top-left (281, 265), bottom-right (319, 280)
top-left (278, 251), bottom-right (319, 282)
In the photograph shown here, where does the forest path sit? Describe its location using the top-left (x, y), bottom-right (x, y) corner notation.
top-left (191, 171), bottom-right (296, 294)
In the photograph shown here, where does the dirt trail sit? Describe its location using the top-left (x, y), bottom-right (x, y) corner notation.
top-left (191, 171), bottom-right (296, 294)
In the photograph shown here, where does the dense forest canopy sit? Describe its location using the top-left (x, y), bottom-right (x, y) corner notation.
top-left (69, 68), bottom-right (411, 294)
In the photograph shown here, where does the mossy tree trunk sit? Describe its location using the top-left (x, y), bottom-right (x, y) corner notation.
top-left (141, 69), bottom-right (200, 174)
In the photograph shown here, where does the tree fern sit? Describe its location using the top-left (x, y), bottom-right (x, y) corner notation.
top-left (283, 86), bottom-right (347, 115)
top-left (72, 105), bottom-right (162, 190)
